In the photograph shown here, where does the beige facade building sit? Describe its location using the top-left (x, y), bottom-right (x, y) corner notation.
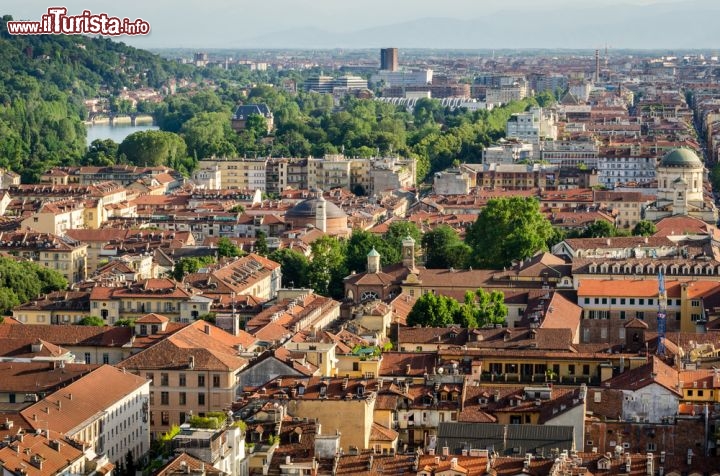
top-left (0, 231), bottom-right (87, 284)
top-left (120, 320), bottom-right (252, 437)
top-left (198, 158), bottom-right (267, 191)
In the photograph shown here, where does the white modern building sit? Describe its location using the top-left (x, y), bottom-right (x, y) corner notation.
top-left (597, 156), bottom-right (657, 188)
top-left (372, 69), bottom-right (433, 87)
top-left (506, 107), bottom-right (558, 145)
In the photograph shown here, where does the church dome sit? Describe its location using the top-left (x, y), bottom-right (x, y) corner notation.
top-left (660, 148), bottom-right (703, 168)
top-left (286, 198), bottom-right (346, 219)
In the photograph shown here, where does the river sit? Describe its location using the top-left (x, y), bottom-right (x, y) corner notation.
top-left (85, 122), bottom-right (159, 146)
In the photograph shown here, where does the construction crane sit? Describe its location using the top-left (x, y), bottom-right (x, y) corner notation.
top-left (657, 271), bottom-right (667, 356)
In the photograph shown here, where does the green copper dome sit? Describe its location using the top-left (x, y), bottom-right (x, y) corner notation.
top-left (661, 148), bottom-right (703, 168)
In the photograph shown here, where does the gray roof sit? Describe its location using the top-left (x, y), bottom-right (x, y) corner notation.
top-left (660, 148), bottom-right (702, 168)
top-left (436, 422), bottom-right (574, 456)
top-left (286, 198), bottom-right (346, 219)
top-left (233, 104), bottom-right (272, 120)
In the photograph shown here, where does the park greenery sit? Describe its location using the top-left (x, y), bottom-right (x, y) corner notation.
top-left (0, 258), bottom-right (68, 315)
top-left (407, 288), bottom-right (507, 328)
top-left (0, 16), bottom-right (194, 181)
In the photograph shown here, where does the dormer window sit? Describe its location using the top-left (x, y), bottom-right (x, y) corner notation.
top-left (357, 384), bottom-right (365, 397)
top-left (319, 383), bottom-right (327, 398)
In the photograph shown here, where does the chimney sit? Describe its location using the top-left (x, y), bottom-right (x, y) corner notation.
top-left (442, 446), bottom-right (449, 456)
top-left (204, 324), bottom-right (211, 335)
top-left (450, 458), bottom-right (458, 470)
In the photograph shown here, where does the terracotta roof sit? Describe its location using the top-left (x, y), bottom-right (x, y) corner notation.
top-left (604, 356), bottom-right (680, 396)
top-left (369, 422), bottom-right (398, 442)
top-left (0, 431), bottom-right (85, 476)
top-left (654, 215), bottom-right (711, 237)
top-left (119, 320), bottom-right (249, 372)
top-left (0, 323), bottom-right (132, 347)
top-left (20, 365), bottom-right (148, 435)
top-left (0, 362), bottom-right (97, 393)
top-left (577, 279), bottom-right (682, 298)
top-left (135, 313), bottom-right (169, 324)
top-left (379, 352), bottom-right (437, 377)
top-left (155, 452), bottom-right (227, 476)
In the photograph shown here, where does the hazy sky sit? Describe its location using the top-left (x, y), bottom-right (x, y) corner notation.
top-left (3, 0), bottom-right (712, 49)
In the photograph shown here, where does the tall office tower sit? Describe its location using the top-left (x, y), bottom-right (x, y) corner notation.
top-left (380, 48), bottom-right (399, 72)
top-left (594, 49), bottom-right (600, 83)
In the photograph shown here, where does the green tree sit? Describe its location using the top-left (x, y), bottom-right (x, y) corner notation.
top-left (268, 248), bottom-right (310, 289)
top-left (82, 138), bottom-right (119, 166)
top-left (118, 130), bottom-right (187, 168)
top-left (172, 256), bottom-right (216, 281)
top-left (407, 292), bottom-right (461, 327)
top-left (308, 236), bottom-right (347, 298)
top-left (77, 316), bottom-right (104, 326)
top-left (632, 220), bottom-right (657, 237)
top-left (383, 221), bottom-right (422, 252)
top-left (123, 450), bottom-right (136, 476)
top-left (345, 229), bottom-right (400, 273)
top-left (463, 288), bottom-right (507, 327)
top-left (217, 237), bottom-right (243, 258)
top-left (180, 111), bottom-right (236, 159)
top-left (581, 220), bottom-right (618, 238)
top-left (466, 197), bottom-right (553, 268)
top-left (246, 114), bottom-right (268, 137)
top-left (421, 225), bottom-right (468, 269)
top-left (0, 258), bottom-right (67, 315)
top-left (254, 231), bottom-right (270, 256)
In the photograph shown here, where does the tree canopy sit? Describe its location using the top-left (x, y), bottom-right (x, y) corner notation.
top-left (0, 258), bottom-right (67, 315)
top-left (268, 248), bottom-right (310, 289)
top-left (632, 220), bottom-right (657, 237)
top-left (407, 288), bottom-right (507, 328)
top-left (466, 197), bottom-right (554, 268)
top-left (422, 225), bottom-right (471, 269)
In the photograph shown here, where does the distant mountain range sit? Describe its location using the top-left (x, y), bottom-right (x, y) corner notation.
top-left (232, 1), bottom-right (720, 50)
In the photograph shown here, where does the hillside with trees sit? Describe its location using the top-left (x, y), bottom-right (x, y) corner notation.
top-left (0, 15), bottom-right (193, 181)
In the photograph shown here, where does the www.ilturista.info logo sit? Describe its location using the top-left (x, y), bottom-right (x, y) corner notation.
top-left (7, 7), bottom-right (151, 36)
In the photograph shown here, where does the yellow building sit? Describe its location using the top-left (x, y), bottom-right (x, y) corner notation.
top-left (197, 158), bottom-right (267, 191)
top-left (22, 200), bottom-right (85, 235)
top-left (0, 231), bottom-right (87, 284)
top-left (89, 278), bottom-right (200, 324)
top-left (678, 369), bottom-right (720, 403)
top-left (12, 291), bottom-right (90, 325)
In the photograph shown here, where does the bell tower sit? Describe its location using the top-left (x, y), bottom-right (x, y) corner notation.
top-left (402, 236), bottom-right (416, 270)
top-left (367, 248), bottom-right (381, 274)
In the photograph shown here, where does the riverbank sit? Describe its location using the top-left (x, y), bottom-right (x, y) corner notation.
top-left (83, 114), bottom-right (154, 126)
top-left (85, 122), bottom-right (159, 146)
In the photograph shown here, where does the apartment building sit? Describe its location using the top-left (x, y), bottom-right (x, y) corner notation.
top-left (433, 169), bottom-right (472, 195)
top-left (506, 107), bottom-right (558, 145)
top-left (0, 231), bottom-right (88, 283)
top-left (540, 138), bottom-right (600, 168)
top-left (89, 278), bottom-right (197, 323)
top-left (198, 158), bottom-right (268, 191)
top-left (20, 365), bottom-right (151, 465)
top-left (119, 320), bottom-right (250, 437)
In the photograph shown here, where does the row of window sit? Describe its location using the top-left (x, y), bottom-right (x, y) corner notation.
top-left (147, 372), bottom-right (222, 388)
top-left (583, 297), bottom-right (692, 306)
top-left (152, 391), bottom-right (206, 406)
